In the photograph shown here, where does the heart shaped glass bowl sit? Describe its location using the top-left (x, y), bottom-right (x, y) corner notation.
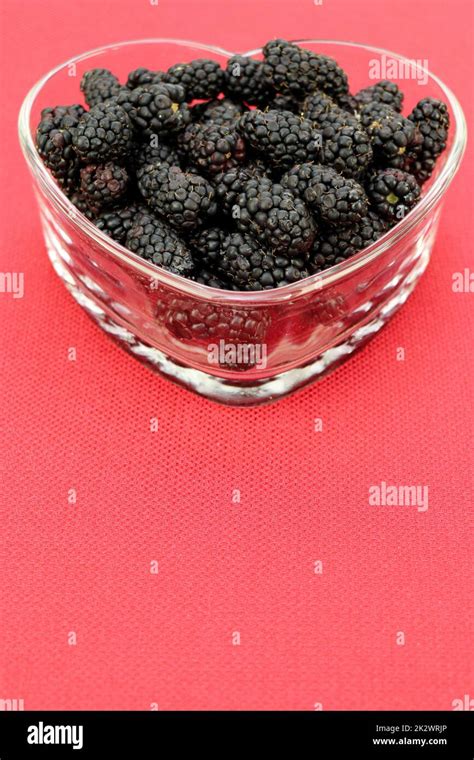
top-left (18, 39), bottom-right (466, 406)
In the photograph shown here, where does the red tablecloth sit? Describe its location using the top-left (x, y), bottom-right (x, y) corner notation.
top-left (0, 0), bottom-right (472, 710)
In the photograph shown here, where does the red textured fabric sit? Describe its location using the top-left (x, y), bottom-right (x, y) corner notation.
top-left (1, 0), bottom-right (473, 711)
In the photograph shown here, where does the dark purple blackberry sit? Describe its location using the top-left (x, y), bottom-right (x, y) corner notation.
top-left (95, 203), bottom-right (146, 244)
top-left (193, 269), bottom-right (229, 289)
top-left (80, 162), bottom-right (130, 213)
top-left (114, 83), bottom-right (191, 136)
top-left (125, 211), bottom-right (195, 276)
top-left (408, 98), bottom-right (450, 182)
top-left (262, 39), bottom-right (349, 100)
top-left (366, 168), bottom-right (421, 221)
top-left (179, 121), bottom-right (246, 176)
top-left (36, 105), bottom-right (85, 192)
top-left (237, 109), bottom-right (321, 171)
top-left (335, 92), bottom-right (358, 113)
top-left (355, 80), bottom-right (403, 113)
top-left (188, 226), bottom-right (227, 269)
top-left (212, 164), bottom-right (268, 215)
top-left (359, 102), bottom-right (394, 129)
top-left (234, 177), bottom-right (316, 256)
top-left (266, 92), bottom-right (303, 113)
top-left (362, 105), bottom-right (417, 168)
top-left (321, 124), bottom-right (373, 179)
top-left (137, 163), bottom-right (217, 231)
top-left (68, 191), bottom-right (97, 220)
top-left (131, 137), bottom-right (180, 171)
top-left (281, 164), bottom-right (368, 227)
top-left (72, 101), bottom-right (133, 162)
top-left (224, 55), bottom-right (273, 106)
top-left (126, 68), bottom-right (165, 89)
top-left (164, 59), bottom-right (224, 101)
top-left (303, 91), bottom-right (358, 130)
top-left (218, 232), bottom-right (310, 290)
top-left (80, 69), bottom-right (121, 108)
top-left (192, 97), bottom-right (247, 125)
top-left (310, 211), bottom-right (389, 272)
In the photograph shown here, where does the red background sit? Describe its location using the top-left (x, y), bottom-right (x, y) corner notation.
top-left (0, 0), bottom-right (472, 710)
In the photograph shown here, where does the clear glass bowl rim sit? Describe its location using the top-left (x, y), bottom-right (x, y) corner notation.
top-left (18, 37), bottom-right (467, 304)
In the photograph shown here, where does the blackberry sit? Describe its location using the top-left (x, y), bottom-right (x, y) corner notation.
top-left (237, 109), bottom-right (321, 171)
top-left (131, 138), bottom-right (180, 171)
top-left (164, 59), bottom-right (224, 101)
top-left (95, 203), bottom-right (145, 244)
top-left (188, 225), bottom-right (227, 269)
top-left (234, 177), bottom-right (316, 256)
top-left (80, 69), bottom-right (121, 108)
top-left (212, 164), bottom-right (269, 215)
top-left (125, 211), bottom-right (195, 276)
top-left (193, 269), bottom-right (229, 289)
top-left (335, 93), bottom-right (358, 113)
top-left (362, 105), bottom-right (417, 168)
top-left (179, 121), bottom-right (246, 176)
top-left (266, 92), bottom-right (302, 113)
top-left (36, 104), bottom-right (85, 191)
top-left (80, 162), bottom-right (130, 213)
top-left (72, 101), bottom-right (133, 162)
top-left (218, 232), bottom-right (310, 290)
top-left (321, 124), bottom-right (373, 179)
top-left (359, 101), bottom-right (394, 129)
top-left (192, 97), bottom-right (247, 126)
top-left (262, 39), bottom-right (349, 100)
top-left (68, 191), bottom-right (97, 220)
top-left (408, 98), bottom-right (450, 182)
top-left (137, 163), bottom-right (217, 231)
top-left (310, 211), bottom-right (389, 272)
top-left (126, 68), bottom-right (165, 89)
top-left (281, 164), bottom-right (368, 227)
top-left (303, 91), bottom-right (358, 130)
top-left (224, 55), bottom-right (273, 106)
top-left (366, 168), bottom-right (421, 221)
top-left (355, 80), bottom-right (403, 113)
top-left (114, 83), bottom-right (191, 136)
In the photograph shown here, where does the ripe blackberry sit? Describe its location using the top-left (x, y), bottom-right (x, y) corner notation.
top-left (80, 162), bottom-right (130, 213)
top-left (114, 83), bottom-right (191, 136)
top-left (218, 232), bottom-right (310, 290)
top-left (164, 59), bottom-right (224, 101)
top-left (408, 98), bottom-right (450, 182)
top-left (179, 121), bottom-right (246, 176)
top-left (192, 97), bottom-right (247, 126)
top-left (212, 164), bottom-right (269, 215)
top-left (188, 225), bottom-right (227, 269)
top-left (362, 105), bottom-right (417, 168)
top-left (237, 109), bottom-right (321, 171)
top-left (366, 168), bottom-right (421, 221)
top-left (68, 191), bottom-right (97, 220)
top-left (193, 269), bottom-right (229, 289)
top-left (321, 124), bottom-right (373, 179)
top-left (303, 91), bottom-right (358, 130)
top-left (137, 163), bottom-right (217, 231)
top-left (224, 55), bottom-right (273, 106)
top-left (36, 105), bottom-right (85, 191)
top-left (310, 211), bottom-right (389, 272)
top-left (335, 93), bottom-right (358, 114)
top-left (80, 68), bottom-right (121, 108)
top-left (73, 101), bottom-right (133, 162)
top-left (126, 68), bottom-right (165, 89)
top-left (125, 211), bottom-right (195, 276)
top-left (131, 138), bottom-right (180, 171)
top-left (95, 203), bottom-right (145, 244)
top-left (355, 80), bottom-right (403, 113)
top-left (262, 39), bottom-right (349, 100)
top-left (234, 177), bottom-right (316, 256)
top-left (266, 92), bottom-right (302, 113)
top-left (281, 164), bottom-right (368, 227)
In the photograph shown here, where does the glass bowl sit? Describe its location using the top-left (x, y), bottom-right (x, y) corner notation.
top-left (18, 39), bottom-right (467, 406)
